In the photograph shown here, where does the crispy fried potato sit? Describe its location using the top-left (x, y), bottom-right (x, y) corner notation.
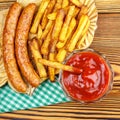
top-left (37, 24), bottom-right (42, 39)
top-left (56, 17), bottom-right (76, 49)
top-left (48, 53), bottom-right (55, 82)
top-left (73, 7), bottom-right (80, 18)
top-left (66, 15), bottom-right (89, 52)
top-left (54, 0), bottom-right (63, 11)
top-left (56, 49), bottom-right (67, 62)
top-left (77, 5), bottom-right (88, 19)
top-left (29, 0), bottom-right (90, 83)
top-left (41, 20), bottom-right (53, 40)
top-left (76, 33), bottom-right (87, 49)
top-left (59, 6), bottom-right (75, 42)
top-left (47, 9), bottom-right (65, 81)
top-left (29, 33), bottom-right (37, 40)
top-left (41, 0), bottom-right (62, 40)
top-left (70, 0), bottom-right (82, 8)
top-left (41, 0), bottom-right (56, 30)
top-left (47, 12), bottom-right (57, 20)
top-left (29, 38), bottom-right (47, 79)
top-left (62, 0), bottom-right (69, 8)
top-left (50, 9), bottom-right (65, 53)
top-left (38, 58), bottom-right (83, 74)
top-left (55, 69), bottom-right (60, 74)
top-left (30, 0), bottom-right (50, 34)
top-left (76, 19), bottom-right (90, 48)
top-left (80, 18), bottom-right (90, 36)
top-left (41, 25), bottom-right (53, 55)
top-left (37, 25), bottom-right (43, 46)
top-left (52, 9), bottom-right (65, 40)
top-left (65, 17), bottom-right (77, 40)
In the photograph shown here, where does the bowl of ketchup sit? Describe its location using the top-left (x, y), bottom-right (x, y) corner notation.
top-left (59, 49), bottom-right (114, 103)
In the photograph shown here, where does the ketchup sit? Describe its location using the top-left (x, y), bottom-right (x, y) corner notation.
top-left (62, 51), bottom-right (112, 102)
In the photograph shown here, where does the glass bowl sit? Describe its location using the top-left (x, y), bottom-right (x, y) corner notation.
top-left (58, 48), bottom-right (114, 103)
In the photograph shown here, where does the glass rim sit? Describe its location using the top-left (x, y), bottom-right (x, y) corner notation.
top-left (58, 48), bottom-right (114, 103)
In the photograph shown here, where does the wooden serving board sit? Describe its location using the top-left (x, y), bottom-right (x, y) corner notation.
top-left (0, 0), bottom-right (120, 119)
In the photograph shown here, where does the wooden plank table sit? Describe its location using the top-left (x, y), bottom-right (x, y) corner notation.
top-left (0, 0), bottom-right (120, 119)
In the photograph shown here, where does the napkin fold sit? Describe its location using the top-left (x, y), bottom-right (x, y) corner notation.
top-left (0, 79), bottom-right (70, 113)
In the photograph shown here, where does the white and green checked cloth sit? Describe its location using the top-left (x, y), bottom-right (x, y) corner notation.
top-left (0, 78), bottom-right (70, 113)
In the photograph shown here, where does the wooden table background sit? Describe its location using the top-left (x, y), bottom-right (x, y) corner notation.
top-left (0, 0), bottom-right (120, 119)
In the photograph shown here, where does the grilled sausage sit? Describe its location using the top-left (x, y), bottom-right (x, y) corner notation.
top-left (3, 2), bottom-right (27, 93)
top-left (15, 3), bottom-right (40, 87)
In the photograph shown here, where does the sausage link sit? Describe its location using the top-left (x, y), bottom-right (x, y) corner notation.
top-left (15, 3), bottom-right (40, 87)
top-left (3, 2), bottom-right (27, 93)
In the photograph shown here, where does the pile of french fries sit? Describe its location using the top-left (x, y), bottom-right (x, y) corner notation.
top-left (29, 0), bottom-right (90, 82)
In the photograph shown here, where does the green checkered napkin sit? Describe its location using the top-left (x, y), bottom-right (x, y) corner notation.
top-left (0, 78), bottom-right (70, 113)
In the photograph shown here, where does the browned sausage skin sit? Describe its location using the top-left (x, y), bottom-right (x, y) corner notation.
top-left (3, 2), bottom-right (27, 93)
top-left (15, 3), bottom-right (41, 87)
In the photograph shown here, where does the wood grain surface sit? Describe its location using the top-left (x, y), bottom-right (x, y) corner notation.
top-left (0, 0), bottom-right (120, 119)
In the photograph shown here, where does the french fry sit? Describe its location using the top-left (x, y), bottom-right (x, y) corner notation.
top-left (76, 19), bottom-right (90, 48)
top-left (65, 17), bottom-right (77, 40)
top-left (56, 41), bottom-right (65, 49)
top-left (50, 9), bottom-right (65, 53)
top-left (43, 54), bottom-right (48, 71)
top-left (47, 7), bottom-right (65, 80)
top-left (37, 38), bottom-right (43, 48)
top-left (59, 6), bottom-right (75, 42)
top-left (70, 0), bottom-right (82, 8)
top-left (41, 0), bottom-right (62, 40)
top-left (63, 6), bottom-right (70, 14)
top-left (30, 0), bottom-right (50, 34)
top-left (37, 24), bottom-right (42, 39)
top-left (48, 53), bottom-right (55, 82)
top-left (47, 7), bottom-right (65, 82)
top-left (52, 9), bottom-right (65, 40)
top-left (66, 15), bottom-right (89, 52)
top-left (56, 17), bottom-right (76, 49)
top-left (62, 0), bottom-right (69, 8)
top-left (29, 0), bottom-right (90, 83)
top-left (28, 38), bottom-right (47, 79)
top-left (41, 25), bottom-right (53, 55)
top-left (47, 12), bottom-right (57, 20)
top-left (77, 5), bottom-right (88, 19)
top-left (76, 33), bottom-right (87, 49)
top-left (73, 7), bottom-right (80, 18)
top-left (81, 18), bottom-right (90, 36)
top-left (38, 58), bottom-right (83, 74)
top-left (41, 20), bottom-right (53, 40)
top-left (41, 0), bottom-right (56, 30)
top-left (56, 49), bottom-right (67, 62)
top-left (55, 69), bottom-right (60, 74)
top-left (37, 25), bottom-right (43, 46)
top-left (29, 33), bottom-right (37, 40)
top-left (54, 0), bottom-right (63, 11)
